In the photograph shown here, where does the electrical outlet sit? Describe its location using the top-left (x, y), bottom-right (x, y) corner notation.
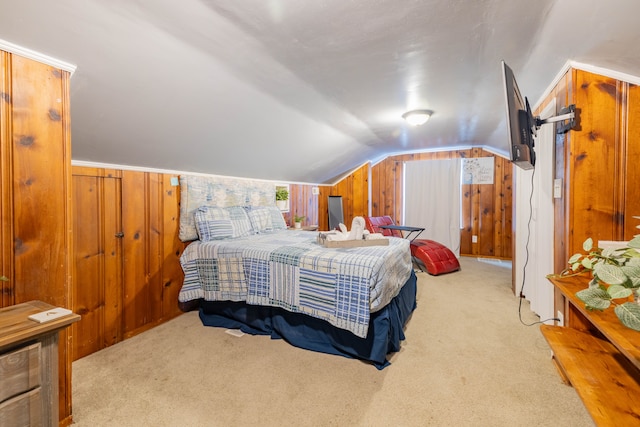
top-left (557, 311), bottom-right (564, 327)
top-left (472, 235), bottom-right (478, 243)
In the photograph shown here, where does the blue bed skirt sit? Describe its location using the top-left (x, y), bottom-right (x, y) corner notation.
top-left (198, 270), bottom-right (417, 369)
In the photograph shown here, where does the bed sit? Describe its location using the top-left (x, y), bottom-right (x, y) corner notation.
top-left (177, 175), bottom-right (417, 368)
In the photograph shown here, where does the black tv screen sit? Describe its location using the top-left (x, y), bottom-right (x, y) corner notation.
top-left (501, 61), bottom-right (536, 170)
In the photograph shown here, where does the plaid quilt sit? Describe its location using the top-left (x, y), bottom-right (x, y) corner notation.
top-left (179, 230), bottom-right (412, 338)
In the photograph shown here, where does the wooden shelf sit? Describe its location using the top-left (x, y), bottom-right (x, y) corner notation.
top-left (545, 275), bottom-right (640, 426)
top-left (549, 275), bottom-right (640, 369)
top-left (541, 325), bottom-right (640, 426)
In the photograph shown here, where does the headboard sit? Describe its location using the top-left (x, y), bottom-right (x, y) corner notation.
top-left (179, 174), bottom-right (276, 241)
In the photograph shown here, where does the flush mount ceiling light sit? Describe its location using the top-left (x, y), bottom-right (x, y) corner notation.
top-left (402, 109), bottom-right (433, 126)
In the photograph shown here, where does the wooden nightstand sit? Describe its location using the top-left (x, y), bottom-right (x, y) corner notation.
top-left (0, 301), bottom-right (80, 426)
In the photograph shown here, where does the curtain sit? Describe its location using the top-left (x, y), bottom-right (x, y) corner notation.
top-left (515, 101), bottom-right (556, 324)
top-left (404, 159), bottom-right (461, 256)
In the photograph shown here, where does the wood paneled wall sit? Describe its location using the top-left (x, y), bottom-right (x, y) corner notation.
top-left (538, 68), bottom-right (640, 274)
top-left (532, 67), bottom-right (640, 323)
top-left (1, 52), bottom-right (75, 425)
top-left (72, 169), bottom-right (122, 359)
top-left (316, 149), bottom-right (513, 258)
top-left (71, 166), bottom-right (184, 360)
top-left (1, 55), bottom-right (73, 308)
top-left (627, 83), bottom-right (640, 237)
top-left (283, 183), bottom-right (321, 229)
top-left (316, 164), bottom-right (370, 231)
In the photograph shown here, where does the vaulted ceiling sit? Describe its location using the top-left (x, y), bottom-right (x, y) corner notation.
top-left (2, 0), bottom-right (640, 183)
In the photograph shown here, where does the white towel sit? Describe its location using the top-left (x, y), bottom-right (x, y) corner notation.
top-left (347, 217), bottom-right (365, 240)
top-left (365, 233), bottom-right (386, 240)
top-left (326, 217), bottom-right (368, 241)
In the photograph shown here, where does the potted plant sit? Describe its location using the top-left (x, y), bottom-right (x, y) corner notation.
top-left (275, 187), bottom-right (289, 210)
top-left (556, 236), bottom-right (640, 331)
top-left (293, 214), bottom-right (306, 229)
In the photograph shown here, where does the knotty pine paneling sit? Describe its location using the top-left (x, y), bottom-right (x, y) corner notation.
top-left (122, 171), bottom-right (164, 337)
top-left (371, 159), bottom-right (404, 221)
top-left (161, 178), bottom-right (183, 320)
top-left (0, 50), bottom-right (12, 307)
top-left (317, 185), bottom-right (331, 230)
top-left (625, 83), bottom-right (640, 238)
top-left (122, 170), bottom-right (184, 334)
top-left (1, 52), bottom-right (74, 426)
top-left (284, 183), bottom-right (320, 229)
top-left (73, 174), bottom-right (104, 359)
top-left (556, 70), bottom-right (640, 259)
top-left (11, 56), bottom-right (71, 306)
top-left (570, 72), bottom-right (620, 245)
top-left (103, 175), bottom-right (124, 347)
top-left (538, 67), bottom-right (640, 325)
top-left (319, 163), bottom-right (370, 230)
top-left (368, 149), bottom-right (511, 259)
top-left (72, 167), bottom-right (125, 356)
top-left (72, 171), bottom-right (124, 360)
top-left (71, 167), bottom-right (184, 359)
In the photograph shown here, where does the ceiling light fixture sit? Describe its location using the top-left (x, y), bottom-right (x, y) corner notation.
top-left (402, 109), bottom-right (433, 126)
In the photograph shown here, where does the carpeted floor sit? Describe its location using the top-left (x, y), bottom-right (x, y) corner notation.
top-left (71, 257), bottom-right (593, 426)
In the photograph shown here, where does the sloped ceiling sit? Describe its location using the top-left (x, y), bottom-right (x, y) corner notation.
top-left (1, 0), bottom-right (640, 184)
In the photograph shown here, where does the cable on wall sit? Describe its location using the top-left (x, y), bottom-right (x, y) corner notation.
top-left (518, 166), bottom-right (560, 326)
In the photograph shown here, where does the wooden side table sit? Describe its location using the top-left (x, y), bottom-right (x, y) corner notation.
top-left (0, 301), bottom-right (80, 426)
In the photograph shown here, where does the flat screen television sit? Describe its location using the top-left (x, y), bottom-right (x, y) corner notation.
top-left (501, 60), bottom-right (536, 170)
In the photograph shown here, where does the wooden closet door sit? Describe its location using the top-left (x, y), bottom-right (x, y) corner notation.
top-left (72, 170), bottom-right (123, 360)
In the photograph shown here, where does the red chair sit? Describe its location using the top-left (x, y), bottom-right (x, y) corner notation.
top-left (365, 215), bottom-right (403, 237)
top-left (364, 216), bottom-right (460, 276)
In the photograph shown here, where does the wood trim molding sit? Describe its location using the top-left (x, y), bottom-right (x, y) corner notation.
top-left (0, 38), bottom-right (76, 75)
top-left (0, 50), bottom-right (14, 306)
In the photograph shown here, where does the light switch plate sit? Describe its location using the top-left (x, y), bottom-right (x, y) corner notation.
top-left (553, 178), bottom-right (562, 198)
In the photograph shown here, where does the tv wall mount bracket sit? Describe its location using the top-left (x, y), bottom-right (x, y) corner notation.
top-left (534, 104), bottom-right (578, 135)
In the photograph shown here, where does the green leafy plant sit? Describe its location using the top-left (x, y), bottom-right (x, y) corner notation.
top-left (294, 214), bottom-right (306, 223)
top-left (275, 188), bottom-right (289, 201)
top-left (559, 236), bottom-right (640, 331)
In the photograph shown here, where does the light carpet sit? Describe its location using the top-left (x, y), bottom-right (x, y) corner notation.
top-left (71, 257), bottom-right (593, 426)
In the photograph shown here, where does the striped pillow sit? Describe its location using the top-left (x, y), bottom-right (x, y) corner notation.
top-left (245, 206), bottom-right (274, 233)
top-left (194, 205), bottom-right (253, 241)
top-left (225, 206), bottom-right (252, 238)
top-left (268, 206), bottom-right (287, 230)
top-left (194, 206), bottom-right (233, 241)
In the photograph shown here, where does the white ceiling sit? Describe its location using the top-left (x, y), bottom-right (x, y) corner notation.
top-left (2, 0), bottom-right (640, 184)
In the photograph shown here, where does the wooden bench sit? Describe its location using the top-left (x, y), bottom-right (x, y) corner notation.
top-left (542, 276), bottom-right (640, 426)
